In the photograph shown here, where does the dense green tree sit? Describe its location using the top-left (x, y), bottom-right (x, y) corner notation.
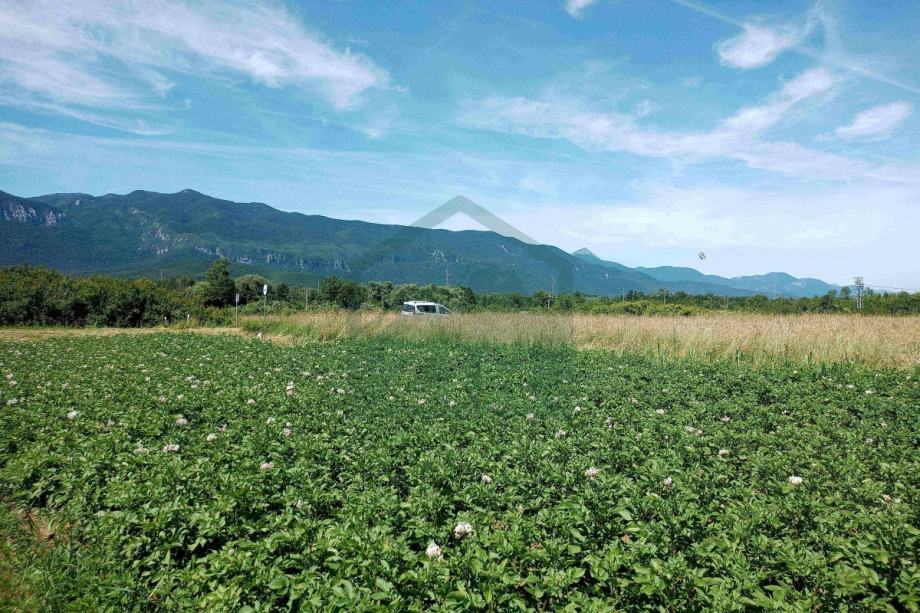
top-left (236, 274), bottom-right (269, 305)
top-left (317, 276), bottom-right (367, 309)
top-left (202, 258), bottom-right (235, 307)
top-left (274, 283), bottom-right (290, 302)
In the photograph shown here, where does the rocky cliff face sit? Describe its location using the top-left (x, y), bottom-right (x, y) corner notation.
top-left (1, 194), bottom-right (68, 225)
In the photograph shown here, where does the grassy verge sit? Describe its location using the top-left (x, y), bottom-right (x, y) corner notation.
top-left (241, 311), bottom-right (920, 368)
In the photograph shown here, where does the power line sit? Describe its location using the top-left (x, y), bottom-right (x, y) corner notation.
top-left (863, 283), bottom-right (920, 292)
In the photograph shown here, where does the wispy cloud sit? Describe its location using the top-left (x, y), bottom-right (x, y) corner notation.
top-left (835, 102), bottom-right (912, 140)
top-left (457, 68), bottom-right (901, 183)
top-left (671, 0), bottom-right (920, 95)
top-left (0, 0), bottom-right (391, 129)
top-left (716, 23), bottom-right (804, 69)
top-left (563, 0), bottom-right (599, 18)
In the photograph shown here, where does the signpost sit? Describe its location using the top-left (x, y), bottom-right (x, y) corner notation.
top-left (262, 284), bottom-right (268, 319)
top-left (235, 293), bottom-right (240, 327)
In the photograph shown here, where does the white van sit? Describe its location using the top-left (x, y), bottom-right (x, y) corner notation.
top-left (401, 301), bottom-right (452, 316)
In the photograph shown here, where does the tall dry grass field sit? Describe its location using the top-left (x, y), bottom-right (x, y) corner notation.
top-left (243, 311), bottom-right (920, 368)
top-left (573, 313), bottom-right (920, 368)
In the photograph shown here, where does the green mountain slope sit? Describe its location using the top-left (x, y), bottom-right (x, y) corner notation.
top-left (2, 189), bottom-right (663, 295)
top-left (3, 188), bottom-right (829, 296)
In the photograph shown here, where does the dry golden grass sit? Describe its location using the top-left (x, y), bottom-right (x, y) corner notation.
top-left (572, 313), bottom-right (920, 368)
top-left (3, 312), bottom-right (918, 368)
top-left (243, 311), bottom-right (920, 368)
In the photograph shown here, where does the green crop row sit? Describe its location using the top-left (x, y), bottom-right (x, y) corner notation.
top-left (1, 334), bottom-right (918, 610)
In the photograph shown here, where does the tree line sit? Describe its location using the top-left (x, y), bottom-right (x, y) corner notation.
top-left (2, 260), bottom-right (919, 326)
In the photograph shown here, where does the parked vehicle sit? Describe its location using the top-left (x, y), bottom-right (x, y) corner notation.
top-left (401, 301), bottom-right (452, 316)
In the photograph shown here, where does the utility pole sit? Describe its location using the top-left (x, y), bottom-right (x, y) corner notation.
top-left (445, 257), bottom-right (450, 287)
top-left (305, 287), bottom-right (310, 309)
top-left (854, 277), bottom-right (864, 310)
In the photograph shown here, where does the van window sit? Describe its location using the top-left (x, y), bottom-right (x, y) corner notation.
top-left (402, 304), bottom-right (415, 313)
top-left (438, 306), bottom-right (452, 314)
top-left (418, 304), bottom-right (437, 314)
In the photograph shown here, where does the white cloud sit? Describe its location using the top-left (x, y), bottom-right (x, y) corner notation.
top-left (716, 23), bottom-right (802, 69)
top-left (0, 0), bottom-right (390, 118)
top-left (458, 68), bottom-right (885, 183)
top-left (835, 102), bottom-right (912, 140)
top-left (564, 0), bottom-right (599, 18)
top-left (682, 0), bottom-right (920, 94)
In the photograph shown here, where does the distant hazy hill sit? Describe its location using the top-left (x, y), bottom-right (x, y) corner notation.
top-left (571, 247), bottom-right (837, 298)
top-left (2, 188), bottom-right (830, 296)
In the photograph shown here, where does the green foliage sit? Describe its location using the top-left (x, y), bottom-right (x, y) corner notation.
top-left (0, 266), bottom-right (205, 326)
top-left (1, 334), bottom-right (918, 609)
top-left (236, 274), bottom-right (268, 305)
top-left (202, 258), bottom-right (235, 308)
top-left (317, 276), bottom-right (368, 309)
top-left (3, 265), bottom-right (920, 329)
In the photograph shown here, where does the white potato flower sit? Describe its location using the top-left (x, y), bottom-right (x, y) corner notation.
top-left (426, 542), bottom-right (443, 560)
top-left (788, 475), bottom-right (803, 486)
top-left (585, 467), bottom-right (599, 480)
top-left (67, 410), bottom-right (78, 420)
top-left (481, 474), bottom-right (492, 484)
top-left (453, 522), bottom-right (472, 538)
top-left (163, 443), bottom-right (180, 453)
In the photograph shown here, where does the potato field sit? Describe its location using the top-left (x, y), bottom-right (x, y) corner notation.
top-left (1, 333), bottom-right (919, 610)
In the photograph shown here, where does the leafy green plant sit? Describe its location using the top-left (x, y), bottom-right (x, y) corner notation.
top-left (1, 334), bottom-right (918, 609)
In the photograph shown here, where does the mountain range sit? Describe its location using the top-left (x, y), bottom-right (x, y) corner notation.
top-left (0, 188), bottom-right (838, 297)
top-left (571, 249), bottom-right (837, 298)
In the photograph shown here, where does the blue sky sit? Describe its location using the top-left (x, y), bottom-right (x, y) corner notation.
top-left (1, 0), bottom-right (919, 288)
